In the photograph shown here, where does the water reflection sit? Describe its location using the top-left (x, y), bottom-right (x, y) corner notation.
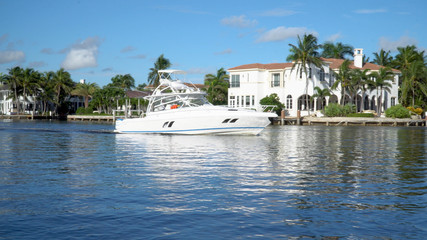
top-left (1, 122), bottom-right (426, 239)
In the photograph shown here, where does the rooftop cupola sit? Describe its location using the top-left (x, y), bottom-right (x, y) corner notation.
top-left (353, 48), bottom-right (364, 68)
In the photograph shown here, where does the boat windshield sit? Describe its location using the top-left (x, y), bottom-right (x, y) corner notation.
top-left (148, 93), bottom-right (211, 112)
top-left (145, 70), bottom-right (212, 113)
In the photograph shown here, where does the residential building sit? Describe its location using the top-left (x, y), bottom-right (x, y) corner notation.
top-left (227, 49), bottom-right (400, 117)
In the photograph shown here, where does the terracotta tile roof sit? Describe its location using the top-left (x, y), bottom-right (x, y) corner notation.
top-left (125, 90), bottom-right (152, 98)
top-left (229, 59), bottom-right (400, 73)
top-left (320, 58), bottom-right (400, 73)
top-left (228, 63), bottom-right (293, 71)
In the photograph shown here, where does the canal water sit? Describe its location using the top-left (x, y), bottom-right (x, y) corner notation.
top-left (0, 120), bottom-right (426, 239)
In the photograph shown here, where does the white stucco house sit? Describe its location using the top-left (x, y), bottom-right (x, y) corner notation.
top-left (227, 49), bottom-right (400, 117)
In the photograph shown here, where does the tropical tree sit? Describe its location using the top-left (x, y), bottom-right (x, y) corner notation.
top-left (204, 68), bottom-right (229, 105)
top-left (331, 59), bottom-right (352, 105)
top-left (393, 45), bottom-right (421, 73)
top-left (351, 68), bottom-right (370, 111)
top-left (71, 82), bottom-right (99, 109)
top-left (370, 67), bottom-right (394, 114)
top-left (52, 68), bottom-right (74, 115)
top-left (39, 71), bottom-right (55, 115)
top-left (110, 74), bottom-right (135, 90)
top-left (287, 34), bottom-right (322, 115)
top-left (4, 66), bottom-right (24, 113)
top-left (320, 42), bottom-right (353, 59)
top-left (136, 83), bottom-right (147, 91)
top-left (21, 68), bottom-right (38, 104)
top-left (312, 86), bottom-right (330, 110)
top-left (25, 70), bottom-right (42, 116)
top-left (372, 49), bottom-right (393, 67)
top-left (400, 60), bottom-right (427, 107)
top-left (148, 54), bottom-right (171, 86)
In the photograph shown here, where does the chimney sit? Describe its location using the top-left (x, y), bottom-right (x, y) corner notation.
top-left (80, 79), bottom-right (86, 84)
top-left (353, 48), bottom-right (363, 68)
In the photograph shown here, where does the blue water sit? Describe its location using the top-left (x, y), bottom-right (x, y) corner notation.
top-left (0, 120), bottom-right (426, 239)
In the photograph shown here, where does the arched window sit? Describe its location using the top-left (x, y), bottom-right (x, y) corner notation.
top-left (319, 68), bottom-right (325, 81)
top-left (286, 95), bottom-right (292, 109)
top-left (297, 95), bottom-right (312, 110)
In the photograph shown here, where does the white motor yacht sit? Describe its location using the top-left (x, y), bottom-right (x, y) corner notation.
top-left (114, 70), bottom-right (277, 135)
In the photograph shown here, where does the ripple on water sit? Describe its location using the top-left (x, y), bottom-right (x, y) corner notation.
top-left (0, 122), bottom-right (426, 239)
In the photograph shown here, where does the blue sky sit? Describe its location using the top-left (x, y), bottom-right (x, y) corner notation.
top-left (1, 0), bottom-right (426, 87)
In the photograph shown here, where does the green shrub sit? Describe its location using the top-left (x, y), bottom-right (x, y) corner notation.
top-left (259, 93), bottom-right (285, 115)
top-left (385, 104), bottom-right (410, 118)
top-left (346, 113), bottom-right (374, 118)
top-left (324, 103), bottom-right (343, 117)
top-left (342, 104), bottom-right (356, 115)
top-left (76, 107), bottom-right (93, 115)
top-left (76, 107), bottom-right (85, 115)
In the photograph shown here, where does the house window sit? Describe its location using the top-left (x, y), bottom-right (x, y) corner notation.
top-left (271, 73), bottom-right (280, 87)
top-left (286, 95), bottom-right (292, 109)
top-left (319, 69), bottom-right (325, 81)
top-left (391, 97), bottom-right (396, 107)
top-left (231, 75), bottom-right (240, 88)
top-left (309, 68), bottom-right (312, 78)
top-left (229, 96), bottom-right (235, 107)
top-left (252, 95), bottom-right (255, 106)
top-left (236, 96), bottom-right (239, 107)
top-left (245, 96), bottom-right (250, 106)
top-left (329, 73), bottom-right (334, 87)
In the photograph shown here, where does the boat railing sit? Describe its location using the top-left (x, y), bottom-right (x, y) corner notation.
top-left (261, 105), bottom-right (277, 112)
top-left (112, 109), bottom-right (145, 122)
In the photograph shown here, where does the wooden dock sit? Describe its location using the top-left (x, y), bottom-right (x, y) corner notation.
top-left (67, 115), bottom-right (115, 122)
top-left (302, 116), bottom-right (426, 127)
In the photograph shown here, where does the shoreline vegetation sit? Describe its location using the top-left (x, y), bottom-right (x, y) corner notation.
top-left (1, 114), bottom-right (425, 127)
top-left (1, 38), bottom-right (427, 120)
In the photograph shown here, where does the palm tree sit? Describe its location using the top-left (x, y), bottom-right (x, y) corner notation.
top-left (26, 70), bottom-right (42, 116)
top-left (370, 67), bottom-right (394, 115)
top-left (320, 42), bottom-right (353, 59)
top-left (148, 54), bottom-right (171, 86)
top-left (111, 74), bottom-right (135, 90)
top-left (400, 60), bottom-right (427, 106)
top-left (351, 68), bottom-right (370, 111)
top-left (204, 68), bottom-right (229, 105)
top-left (71, 82), bottom-right (99, 108)
top-left (287, 34), bottom-right (322, 115)
top-left (372, 49), bottom-right (393, 67)
top-left (21, 68), bottom-right (38, 106)
top-left (4, 66), bottom-right (24, 113)
top-left (393, 45), bottom-right (420, 72)
top-left (331, 59), bottom-right (352, 105)
top-left (52, 68), bottom-right (74, 114)
top-left (312, 86), bottom-right (330, 110)
top-left (39, 71), bottom-right (55, 115)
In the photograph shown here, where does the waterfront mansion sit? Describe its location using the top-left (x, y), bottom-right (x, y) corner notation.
top-left (227, 49), bottom-right (400, 117)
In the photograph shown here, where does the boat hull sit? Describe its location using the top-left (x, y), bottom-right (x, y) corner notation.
top-left (115, 107), bottom-right (276, 135)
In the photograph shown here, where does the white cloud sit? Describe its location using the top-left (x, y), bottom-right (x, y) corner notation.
top-left (326, 33), bottom-right (342, 42)
top-left (102, 67), bottom-right (113, 72)
top-left (215, 48), bottom-right (232, 55)
top-left (41, 48), bottom-right (55, 54)
top-left (0, 50), bottom-right (25, 64)
top-left (259, 8), bottom-right (297, 17)
top-left (28, 61), bottom-right (47, 68)
top-left (378, 36), bottom-right (418, 52)
top-left (61, 36), bottom-right (101, 70)
top-left (129, 54), bottom-right (146, 59)
top-left (354, 9), bottom-right (387, 14)
top-left (0, 34), bottom-right (8, 45)
top-left (221, 15), bottom-right (257, 28)
top-left (257, 26), bottom-right (317, 43)
top-left (121, 46), bottom-right (136, 53)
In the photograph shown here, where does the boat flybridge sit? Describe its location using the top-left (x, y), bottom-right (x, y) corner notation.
top-left (114, 70), bottom-right (277, 135)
